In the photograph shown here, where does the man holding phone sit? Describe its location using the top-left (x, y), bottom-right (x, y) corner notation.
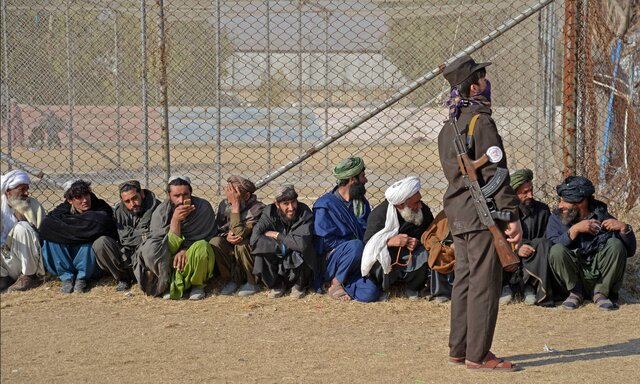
top-left (137, 176), bottom-right (217, 300)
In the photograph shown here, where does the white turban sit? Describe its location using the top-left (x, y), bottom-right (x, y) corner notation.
top-left (1, 170), bottom-right (31, 243)
top-left (361, 176), bottom-right (421, 276)
top-left (169, 175), bottom-right (191, 185)
top-left (62, 180), bottom-right (77, 194)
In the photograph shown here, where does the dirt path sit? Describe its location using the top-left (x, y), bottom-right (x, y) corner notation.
top-left (2, 282), bottom-right (639, 384)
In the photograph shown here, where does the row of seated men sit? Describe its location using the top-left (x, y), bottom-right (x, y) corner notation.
top-left (0, 157), bottom-right (635, 309)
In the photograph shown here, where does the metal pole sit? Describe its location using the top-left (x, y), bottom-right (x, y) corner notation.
top-left (266, 0), bottom-right (272, 172)
top-left (561, 0), bottom-right (577, 178)
top-left (599, 38), bottom-right (622, 188)
top-left (113, 10), bottom-right (122, 167)
top-left (1, 0), bottom-right (12, 168)
top-left (323, 7), bottom-right (329, 168)
top-left (255, 0), bottom-right (555, 189)
top-left (298, 0), bottom-right (303, 160)
top-left (65, 3), bottom-right (75, 173)
top-left (140, 0), bottom-right (150, 186)
top-left (157, 0), bottom-right (170, 184)
top-left (215, 0), bottom-right (222, 195)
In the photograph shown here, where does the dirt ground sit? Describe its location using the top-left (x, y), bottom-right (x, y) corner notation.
top-left (1, 275), bottom-right (640, 384)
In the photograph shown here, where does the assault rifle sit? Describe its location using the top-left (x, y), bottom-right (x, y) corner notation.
top-left (451, 117), bottom-right (520, 272)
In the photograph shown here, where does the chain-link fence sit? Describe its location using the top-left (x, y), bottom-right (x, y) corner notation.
top-left (1, 0), bottom-right (638, 216)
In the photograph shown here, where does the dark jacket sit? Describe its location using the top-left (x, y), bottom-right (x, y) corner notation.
top-left (546, 199), bottom-right (636, 258)
top-left (437, 101), bottom-right (519, 235)
top-left (40, 193), bottom-right (118, 244)
top-left (520, 200), bottom-right (551, 242)
top-left (250, 202), bottom-right (317, 270)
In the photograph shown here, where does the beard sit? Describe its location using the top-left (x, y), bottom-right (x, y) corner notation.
top-left (349, 181), bottom-right (366, 201)
top-left (553, 206), bottom-right (579, 226)
top-left (398, 206), bottom-right (423, 226)
top-left (130, 206), bottom-right (144, 217)
top-left (277, 208), bottom-right (297, 225)
top-left (522, 198), bottom-right (534, 209)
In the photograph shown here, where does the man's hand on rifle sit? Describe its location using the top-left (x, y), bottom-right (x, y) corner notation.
top-left (504, 220), bottom-right (523, 250)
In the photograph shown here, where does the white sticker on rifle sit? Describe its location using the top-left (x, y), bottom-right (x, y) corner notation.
top-left (486, 146), bottom-right (503, 163)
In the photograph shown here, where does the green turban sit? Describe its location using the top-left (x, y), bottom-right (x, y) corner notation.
top-left (333, 156), bottom-right (365, 181)
top-left (510, 168), bottom-right (534, 191)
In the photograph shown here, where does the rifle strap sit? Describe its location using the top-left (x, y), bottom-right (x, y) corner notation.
top-left (466, 114), bottom-right (481, 147)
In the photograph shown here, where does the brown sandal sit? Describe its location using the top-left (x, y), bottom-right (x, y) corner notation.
top-left (328, 282), bottom-right (351, 301)
top-left (466, 352), bottom-right (522, 372)
top-left (448, 356), bottom-right (465, 365)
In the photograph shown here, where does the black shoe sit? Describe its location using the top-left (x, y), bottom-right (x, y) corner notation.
top-left (74, 279), bottom-right (88, 293)
top-left (116, 280), bottom-right (131, 292)
top-left (0, 276), bottom-right (15, 292)
top-left (60, 279), bottom-right (74, 294)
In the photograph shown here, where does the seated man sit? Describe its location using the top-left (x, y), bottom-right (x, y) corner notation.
top-left (40, 180), bottom-right (119, 294)
top-left (138, 176), bottom-right (216, 300)
top-left (313, 156), bottom-right (378, 302)
top-left (362, 176), bottom-right (435, 301)
top-left (499, 168), bottom-right (553, 306)
top-left (0, 170), bottom-right (46, 292)
top-left (211, 176), bottom-right (265, 297)
top-left (250, 185), bottom-right (316, 299)
top-left (109, 180), bottom-right (160, 291)
top-left (546, 176), bottom-right (636, 311)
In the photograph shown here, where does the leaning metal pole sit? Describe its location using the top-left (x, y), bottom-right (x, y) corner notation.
top-left (157, 0), bottom-right (170, 184)
top-left (255, 0), bottom-right (556, 188)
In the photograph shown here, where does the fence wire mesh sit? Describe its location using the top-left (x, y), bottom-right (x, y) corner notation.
top-left (1, 0), bottom-right (638, 216)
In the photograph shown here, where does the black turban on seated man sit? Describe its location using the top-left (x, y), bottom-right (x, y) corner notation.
top-left (556, 176), bottom-right (595, 203)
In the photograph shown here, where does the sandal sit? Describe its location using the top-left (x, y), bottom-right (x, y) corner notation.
top-left (466, 352), bottom-right (522, 372)
top-left (448, 356), bottom-right (465, 366)
top-left (593, 293), bottom-right (616, 311)
top-left (328, 282), bottom-right (351, 301)
top-left (561, 292), bottom-right (583, 310)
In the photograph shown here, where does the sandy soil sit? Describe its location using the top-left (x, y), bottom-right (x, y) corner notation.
top-left (2, 279), bottom-right (640, 384)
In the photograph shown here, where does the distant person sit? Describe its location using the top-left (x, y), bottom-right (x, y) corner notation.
top-left (546, 176), bottom-right (636, 311)
top-left (30, 111), bottom-right (63, 149)
top-left (7, 99), bottom-right (24, 146)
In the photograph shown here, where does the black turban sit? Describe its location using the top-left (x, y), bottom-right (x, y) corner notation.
top-left (556, 176), bottom-right (595, 203)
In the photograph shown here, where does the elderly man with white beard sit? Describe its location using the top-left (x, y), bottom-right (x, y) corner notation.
top-left (1, 170), bottom-right (46, 292)
top-left (362, 176), bottom-right (435, 301)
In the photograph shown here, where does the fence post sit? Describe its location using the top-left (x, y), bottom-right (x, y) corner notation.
top-left (65, 3), bottom-right (75, 174)
top-left (215, 0), bottom-right (222, 195)
top-left (113, 10), bottom-right (122, 167)
top-left (157, 0), bottom-right (170, 184)
top-left (1, 0), bottom-right (12, 169)
top-left (561, 0), bottom-right (577, 178)
top-left (140, 0), bottom-right (150, 186)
